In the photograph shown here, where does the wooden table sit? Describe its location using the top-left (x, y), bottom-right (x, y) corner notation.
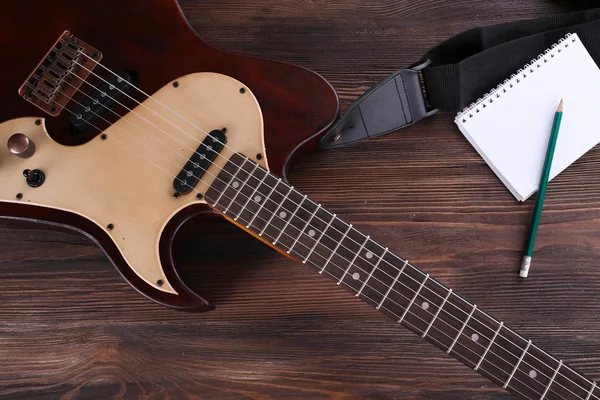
top-left (2, 1), bottom-right (600, 398)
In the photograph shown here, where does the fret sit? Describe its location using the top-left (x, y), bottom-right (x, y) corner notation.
top-left (207, 154), bottom-right (248, 207)
top-left (409, 277), bottom-right (459, 351)
top-left (447, 304), bottom-right (476, 355)
top-left (504, 340), bottom-right (532, 389)
top-left (398, 274), bottom-right (429, 324)
top-left (303, 213), bottom-right (335, 264)
top-left (377, 260), bottom-right (406, 309)
top-left (474, 322), bottom-right (504, 371)
top-left (347, 238), bottom-right (394, 309)
top-left (246, 176), bottom-right (281, 228)
top-left (491, 327), bottom-right (542, 399)
top-left (272, 194), bottom-right (306, 245)
top-left (259, 185), bottom-right (293, 236)
top-left (592, 384), bottom-right (600, 400)
top-left (422, 289), bottom-right (452, 338)
top-left (337, 234), bottom-right (369, 285)
top-left (303, 214), bottom-right (353, 283)
top-left (217, 165), bottom-right (255, 219)
top-left (223, 162), bottom-right (258, 214)
top-left (280, 197), bottom-right (323, 261)
top-left (320, 226), bottom-right (372, 294)
top-left (287, 204), bottom-right (320, 254)
top-left (356, 247), bottom-right (387, 297)
top-left (206, 154), bottom-right (245, 208)
top-left (513, 344), bottom-right (562, 399)
top-left (378, 261), bottom-right (428, 334)
top-left (539, 360), bottom-right (562, 399)
top-left (586, 382), bottom-right (597, 400)
top-left (320, 223), bottom-right (352, 274)
top-left (454, 309), bottom-right (514, 386)
top-left (253, 177), bottom-right (290, 238)
top-left (235, 166), bottom-right (269, 221)
top-left (208, 154), bottom-right (600, 400)
top-left (550, 363), bottom-right (596, 399)
top-left (232, 166), bottom-right (271, 226)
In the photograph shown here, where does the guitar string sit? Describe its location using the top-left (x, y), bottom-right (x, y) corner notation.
top-left (51, 56), bottom-right (574, 380)
top-left (38, 89), bottom-right (586, 400)
top-left (42, 62), bottom-right (595, 396)
top-left (55, 59), bottom-right (552, 372)
top-left (207, 175), bottom-right (588, 400)
top-left (214, 188), bottom-right (570, 400)
top-left (26, 87), bottom-right (545, 398)
top-left (198, 169), bottom-right (556, 399)
top-left (72, 55), bottom-right (250, 163)
top-left (62, 54), bottom-right (556, 359)
top-left (59, 79), bottom-right (208, 185)
top-left (47, 76), bottom-right (593, 398)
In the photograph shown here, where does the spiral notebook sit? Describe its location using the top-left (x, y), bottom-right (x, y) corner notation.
top-left (455, 33), bottom-right (600, 201)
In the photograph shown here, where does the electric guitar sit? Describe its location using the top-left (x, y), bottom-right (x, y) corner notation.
top-left (0, 1), bottom-right (597, 399)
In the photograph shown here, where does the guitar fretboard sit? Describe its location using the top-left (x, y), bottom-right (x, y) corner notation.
top-left (205, 153), bottom-right (599, 400)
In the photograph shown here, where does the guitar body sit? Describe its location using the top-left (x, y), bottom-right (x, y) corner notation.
top-left (0, 0), bottom-right (339, 310)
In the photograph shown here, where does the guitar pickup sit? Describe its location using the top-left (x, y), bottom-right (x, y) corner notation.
top-left (173, 129), bottom-right (227, 195)
top-left (69, 71), bottom-right (134, 132)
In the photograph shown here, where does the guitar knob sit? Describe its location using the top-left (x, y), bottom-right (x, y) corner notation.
top-left (8, 133), bottom-right (35, 158)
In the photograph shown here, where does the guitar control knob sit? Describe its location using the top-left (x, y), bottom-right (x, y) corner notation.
top-left (23, 169), bottom-right (45, 188)
top-left (8, 133), bottom-right (35, 158)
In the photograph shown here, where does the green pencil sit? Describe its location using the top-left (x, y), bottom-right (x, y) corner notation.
top-left (520, 99), bottom-right (564, 278)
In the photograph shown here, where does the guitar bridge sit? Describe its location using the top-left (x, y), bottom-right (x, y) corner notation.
top-left (18, 31), bottom-right (102, 116)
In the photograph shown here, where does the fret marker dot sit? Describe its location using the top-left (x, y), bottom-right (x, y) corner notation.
top-left (352, 272), bottom-right (360, 280)
top-left (308, 229), bottom-right (316, 237)
top-left (529, 370), bottom-right (537, 379)
top-left (471, 333), bottom-right (479, 342)
top-left (421, 302), bottom-right (429, 310)
top-left (279, 211), bottom-right (287, 219)
top-left (232, 181), bottom-right (240, 189)
top-left (366, 251), bottom-right (373, 259)
top-left (254, 195), bottom-right (262, 203)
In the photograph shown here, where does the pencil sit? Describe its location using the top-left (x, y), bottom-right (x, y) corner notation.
top-left (520, 99), bottom-right (563, 278)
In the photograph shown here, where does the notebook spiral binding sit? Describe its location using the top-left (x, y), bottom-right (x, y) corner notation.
top-left (457, 33), bottom-right (576, 123)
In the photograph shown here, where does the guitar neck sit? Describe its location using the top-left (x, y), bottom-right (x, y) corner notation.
top-left (205, 153), bottom-right (598, 400)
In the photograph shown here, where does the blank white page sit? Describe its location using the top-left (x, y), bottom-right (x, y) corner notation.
top-left (454, 34), bottom-right (600, 201)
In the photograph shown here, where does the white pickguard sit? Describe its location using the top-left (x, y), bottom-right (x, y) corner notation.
top-left (0, 72), bottom-right (268, 294)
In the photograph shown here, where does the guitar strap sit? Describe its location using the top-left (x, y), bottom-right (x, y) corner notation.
top-left (319, 8), bottom-right (600, 148)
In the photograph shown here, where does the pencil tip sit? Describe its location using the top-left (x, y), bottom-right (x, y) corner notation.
top-left (557, 99), bottom-right (564, 112)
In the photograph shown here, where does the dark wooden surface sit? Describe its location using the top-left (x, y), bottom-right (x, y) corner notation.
top-left (2, 0), bottom-right (600, 398)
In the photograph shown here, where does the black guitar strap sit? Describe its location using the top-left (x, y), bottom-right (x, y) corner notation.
top-left (319, 8), bottom-right (600, 148)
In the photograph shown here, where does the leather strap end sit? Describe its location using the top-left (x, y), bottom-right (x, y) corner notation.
top-left (319, 64), bottom-right (437, 148)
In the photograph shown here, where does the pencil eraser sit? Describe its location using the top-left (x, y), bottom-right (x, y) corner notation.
top-left (519, 269), bottom-right (529, 278)
top-left (520, 256), bottom-right (531, 278)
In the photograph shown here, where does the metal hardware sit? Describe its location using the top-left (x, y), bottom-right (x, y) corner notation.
top-left (19, 31), bottom-right (102, 116)
top-left (173, 129), bottom-right (227, 195)
top-left (411, 59), bottom-right (438, 117)
top-left (23, 169), bottom-right (45, 188)
top-left (8, 133), bottom-right (35, 158)
top-left (70, 71), bottom-right (133, 132)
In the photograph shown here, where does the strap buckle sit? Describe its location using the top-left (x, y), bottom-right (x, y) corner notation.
top-left (319, 60), bottom-right (438, 149)
top-left (411, 59), bottom-right (438, 117)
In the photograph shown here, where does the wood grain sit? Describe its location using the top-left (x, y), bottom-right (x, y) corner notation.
top-left (2, 0), bottom-right (600, 399)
